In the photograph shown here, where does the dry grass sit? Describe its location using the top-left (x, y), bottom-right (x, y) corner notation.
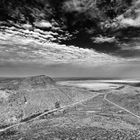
top-left (0, 76), bottom-right (96, 127)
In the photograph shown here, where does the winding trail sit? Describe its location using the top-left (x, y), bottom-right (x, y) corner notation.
top-left (0, 93), bottom-right (102, 133)
top-left (104, 93), bottom-right (140, 119)
top-left (1, 86), bottom-right (139, 133)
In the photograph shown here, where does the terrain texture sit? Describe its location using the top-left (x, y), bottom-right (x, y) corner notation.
top-left (0, 76), bottom-right (140, 139)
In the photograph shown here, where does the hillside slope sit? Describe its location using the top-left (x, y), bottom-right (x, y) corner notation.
top-left (0, 75), bottom-right (95, 127)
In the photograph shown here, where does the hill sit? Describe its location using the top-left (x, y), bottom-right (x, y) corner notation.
top-left (0, 75), bottom-right (95, 127)
top-left (1, 82), bottom-right (140, 139)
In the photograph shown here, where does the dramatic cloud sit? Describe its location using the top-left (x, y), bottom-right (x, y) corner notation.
top-left (0, 31), bottom-right (120, 66)
top-left (62, 0), bottom-right (96, 13)
top-left (120, 13), bottom-right (140, 27)
top-left (119, 0), bottom-right (140, 27)
top-left (0, 27), bottom-right (139, 78)
top-left (0, 29), bottom-right (125, 77)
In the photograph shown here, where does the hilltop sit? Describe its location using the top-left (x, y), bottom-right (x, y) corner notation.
top-left (0, 75), bottom-right (55, 90)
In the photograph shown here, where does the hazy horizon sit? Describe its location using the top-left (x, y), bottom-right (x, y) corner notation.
top-left (0, 60), bottom-right (140, 80)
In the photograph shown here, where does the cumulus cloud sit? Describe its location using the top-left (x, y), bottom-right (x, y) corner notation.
top-left (119, 0), bottom-right (140, 27)
top-left (120, 13), bottom-right (140, 27)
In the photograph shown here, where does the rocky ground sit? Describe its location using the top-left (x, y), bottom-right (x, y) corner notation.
top-left (0, 77), bottom-right (140, 139)
top-left (0, 75), bottom-right (97, 128)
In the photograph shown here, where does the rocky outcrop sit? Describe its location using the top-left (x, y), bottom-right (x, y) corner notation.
top-left (21, 75), bottom-right (55, 88)
top-left (1, 75), bottom-right (55, 90)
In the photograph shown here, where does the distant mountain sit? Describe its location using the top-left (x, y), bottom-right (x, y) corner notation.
top-left (0, 75), bottom-right (55, 90)
top-left (20, 75), bottom-right (55, 88)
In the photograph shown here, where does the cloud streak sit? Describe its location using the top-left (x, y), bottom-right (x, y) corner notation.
top-left (0, 27), bottom-right (139, 78)
top-left (0, 31), bottom-right (120, 66)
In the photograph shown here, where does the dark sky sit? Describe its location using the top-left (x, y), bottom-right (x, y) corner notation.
top-left (1, 6), bottom-right (140, 79)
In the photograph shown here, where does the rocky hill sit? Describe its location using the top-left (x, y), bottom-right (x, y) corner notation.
top-left (0, 75), bottom-right (95, 127)
top-left (1, 79), bottom-right (140, 140)
top-left (0, 75), bottom-right (55, 90)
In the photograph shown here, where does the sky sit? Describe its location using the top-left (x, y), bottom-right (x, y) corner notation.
top-left (1, 2), bottom-right (140, 79)
top-left (0, 58), bottom-right (140, 80)
top-left (0, 32), bottom-right (122, 78)
top-left (0, 32), bottom-right (140, 79)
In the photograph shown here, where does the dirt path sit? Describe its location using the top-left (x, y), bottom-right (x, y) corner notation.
top-left (0, 93), bottom-right (102, 133)
top-left (104, 93), bottom-right (140, 119)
